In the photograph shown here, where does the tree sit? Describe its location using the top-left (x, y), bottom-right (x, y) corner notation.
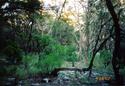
top-left (105, 0), bottom-right (123, 84)
top-left (0, 0), bottom-right (41, 76)
top-left (82, 0), bottom-right (113, 73)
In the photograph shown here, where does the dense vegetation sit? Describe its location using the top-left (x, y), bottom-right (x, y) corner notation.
top-left (0, 0), bottom-right (125, 85)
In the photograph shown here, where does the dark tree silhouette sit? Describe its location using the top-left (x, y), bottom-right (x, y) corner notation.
top-left (105, 0), bottom-right (123, 84)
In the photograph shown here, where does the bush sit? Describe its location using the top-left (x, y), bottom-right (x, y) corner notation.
top-left (16, 52), bottom-right (64, 78)
top-left (16, 54), bottom-right (40, 78)
top-left (63, 45), bottom-right (78, 62)
top-left (16, 35), bottom-right (67, 78)
top-left (16, 33), bottom-right (78, 78)
top-left (94, 50), bottom-right (112, 69)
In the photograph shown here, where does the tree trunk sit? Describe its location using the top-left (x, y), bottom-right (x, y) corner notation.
top-left (105, 0), bottom-right (123, 84)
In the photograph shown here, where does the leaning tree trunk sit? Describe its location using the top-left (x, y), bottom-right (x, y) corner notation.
top-left (105, 0), bottom-right (123, 84)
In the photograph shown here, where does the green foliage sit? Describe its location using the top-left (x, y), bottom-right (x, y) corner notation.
top-left (39, 53), bottom-right (63, 73)
top-left (94, 50), bottom-right (112, 69)
top-left (16, 65), bottom-right (28, 79)
top-left (16, 54), bottom-right (40, 78)
top-left (15, 34), bottom-right (67, 78)
top-left (33, 34), bottom-right (54, 52)
top-left (15, 32), bottom-right (78, 78)
top-left (16, 53), bottom-right (63, 78)
top-left (119, 67), bottom-right (125, 77)
top-left (63, 45), bottom-right (78, 62)
top-left (6, 65), bottom-right (17, 75)
top-left (0, 2), bottom-right (77, 78)
top-left (52, 20), bottom-right (74, 45)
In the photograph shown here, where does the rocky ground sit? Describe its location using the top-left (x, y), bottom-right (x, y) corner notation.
top-left (0, 70), bottom-right (116, 86)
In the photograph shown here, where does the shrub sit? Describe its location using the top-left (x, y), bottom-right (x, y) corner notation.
top-left (16, 33), bottom-right (77, 78)
top-left (94, 50), bottom-right (112, 69)
top-left (16, 35), bottom-right (67, 78)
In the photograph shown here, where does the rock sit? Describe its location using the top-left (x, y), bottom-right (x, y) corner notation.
top-left (7, 77), bottom-right (15, 81)
top-left (43, 78), bottom-right (49, 83)
top-left (19, 80), bottom-right (23, 84)
top-left (62, 76), bottom-right (70, 81)
top-left (31, 83), bottom-right (41, 86)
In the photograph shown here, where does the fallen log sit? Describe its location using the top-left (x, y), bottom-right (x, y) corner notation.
top-left (50, 67), bottom-right (88, 76)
